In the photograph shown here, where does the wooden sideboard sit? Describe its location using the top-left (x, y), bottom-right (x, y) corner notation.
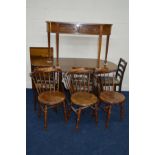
top-left (46, 21), bottom-right (112, 67)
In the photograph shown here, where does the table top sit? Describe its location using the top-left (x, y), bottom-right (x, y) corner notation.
top-left (31, 57), bottom-right (117, 72)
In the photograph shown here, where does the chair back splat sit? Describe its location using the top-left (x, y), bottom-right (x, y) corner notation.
top-left (99, 73), bottom-right (115, 92)
top-left (94, 69), bottom-right (115, 95)
top-left (64, 68), bottom-right (93, 94)
top-left (31, 67), bottom-right (62, 95)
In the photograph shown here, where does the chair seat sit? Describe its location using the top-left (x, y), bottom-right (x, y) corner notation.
top-left (71, 92), bottom-right (97, 107)
top-left (38, 91), bottom-right (65, 105)
top-left (99, 91), bottom-right (125, 104)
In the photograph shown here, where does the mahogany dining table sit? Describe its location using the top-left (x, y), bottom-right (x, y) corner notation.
top-left (30, 57), bottom-right (117, 73)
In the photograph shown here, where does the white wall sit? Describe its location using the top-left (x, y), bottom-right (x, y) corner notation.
top-left (26, 0), bottom-right (129, 90)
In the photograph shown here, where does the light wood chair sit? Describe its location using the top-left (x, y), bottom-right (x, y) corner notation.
top-left (29, 47), bottom-right (53, 111)
top-left (64, 68), bottom-right (98, 129)
top-left (95, 69), bottom-right (126, 128)
top-left (30, 67), bottom-right (67, 129)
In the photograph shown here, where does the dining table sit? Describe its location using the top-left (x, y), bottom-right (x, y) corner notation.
top-left (30, 57), bottom-right (117, 73)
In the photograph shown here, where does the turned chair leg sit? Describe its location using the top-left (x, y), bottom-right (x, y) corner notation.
top-left (120, 102), bottom-right (125, 121)
top-left (38, 102), bottom-right (41, 118)
top-left (44, 105), bottom-right (48, 129)
top-left (103, 105), bottom-right (109, 120)
top-left (33, 89), bottom-right (37, 111)
top-left (76, 109), bottom-right (82, 129)
top-left (114, 85), bottom-right (116, 91)
top-left (106, 105), bottom-right (112, 128)
top-left (95, 103), bottom-right (98, 126)
top-left (68, 103), bottom-right (73, 121)
top-left (63, 101), bottom-right (67, 122)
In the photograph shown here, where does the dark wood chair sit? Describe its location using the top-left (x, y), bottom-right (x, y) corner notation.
top-left (30, 67), bottom-right (67, 129)
top-left (101, 58), bottom-right (127, 92)
top-left (64, 68), bottom-right (98, 129)
top-left (95, 69), bottom-right (126, 128)
top-left (29, 47), bottom-right (53, 111)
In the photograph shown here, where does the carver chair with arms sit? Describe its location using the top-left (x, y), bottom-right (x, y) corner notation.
top-left (64, 68), bottom-right (98, 129)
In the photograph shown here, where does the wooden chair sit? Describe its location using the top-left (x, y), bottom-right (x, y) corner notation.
top-left (29, 47), bottom-right (53, 111)
top-left (30, 67), bottom-right (67, 129)
top-left (95, 69), bottom-right (126, 128)
top-left (101, 58), bottom-right (127, 92)
top-left (64, 68), bottom-right (98, 129)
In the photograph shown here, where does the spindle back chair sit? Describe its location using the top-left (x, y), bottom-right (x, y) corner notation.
top-left (31, 67), bottom-right (61, 94)
top-left (30, 67), bottom-right (67, 129)
top-left (64, 68), bottom-right (92, 94)
top-left (95, 69), bottom-right (126, 128)
top-left (64, 68), bottom-right (98, 129)
top-left (29, 47), bottom-right (53, 111)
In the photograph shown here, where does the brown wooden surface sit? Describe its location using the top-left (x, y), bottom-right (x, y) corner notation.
top-left (38, 91), bottom-right (65, 105)
top-left (46, 21), bottom-right (112, 67)
top-left (99, 91), bottom-right (125, 104)
top-left (46, 21), bottom-right (112, 35)
top-left (99, 91), bottom-right (125, 128)
top-left (30, 47), bottom-right (53, 59)
top-left (31, 57), bottom-right (117, 72)
top-left (71, 92), bottom-right (97, 107)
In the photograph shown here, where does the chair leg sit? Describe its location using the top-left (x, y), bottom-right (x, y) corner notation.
top-left (44, 105), bottom-right (48, 129)
top-left (106, 105), bottom-right (112, 128)
top-left (63, 101), bottom-right (67, 123)
top-left (38, 102), bottom-right (41, 118)
top-left (118, 84), bottom-right (122, 92)
top-left (76, 109), bottom-right (82, 129)
top-left (103, 105), bottom-right (109, 120)
top-left (95, 103), bottom-right (98, 126)
top-left (68, 104), bottom-right (72, 121)
top-left (120, 102), bottom-right (125, 121)
top-left (33, 89), bottom-right (37, 111)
